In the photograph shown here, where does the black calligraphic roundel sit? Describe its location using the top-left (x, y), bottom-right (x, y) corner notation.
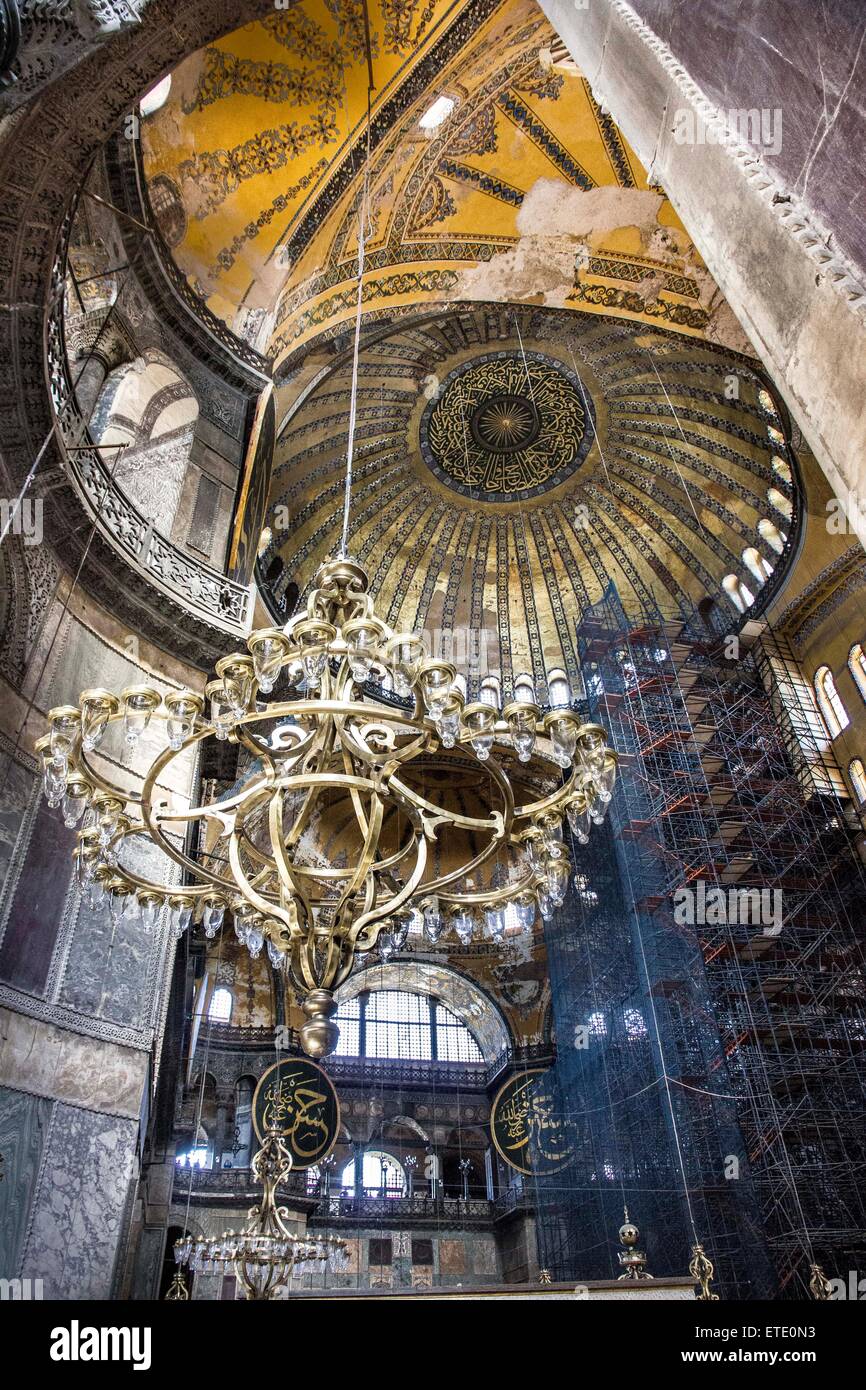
top-left (490, 1068), bottom-right (574, 1176)
top-left (252, 1058), bottom-right (340, 1169)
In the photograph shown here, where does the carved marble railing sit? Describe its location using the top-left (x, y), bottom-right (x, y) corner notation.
top-left (322, 1054), bottom-right (492, 1090)
top-left (204, 1023), bottom-right (286, 1049)
top-left (46, 215), bottom-right (255, 639)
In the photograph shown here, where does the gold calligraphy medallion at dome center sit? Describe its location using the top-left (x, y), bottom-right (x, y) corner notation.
top-left (420, 351), bottom-right (595, 502)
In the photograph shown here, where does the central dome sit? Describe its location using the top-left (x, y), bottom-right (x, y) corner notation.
top-left (420, 352), bottom-right (594, 501)
top-left (258, 303), bottom-right (800, 687)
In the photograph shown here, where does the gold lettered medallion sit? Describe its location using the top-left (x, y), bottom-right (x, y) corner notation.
top-left (490, 1068), bottom-right (573, 1176)
top-left (252, 1058), bottom-right (340, 1169)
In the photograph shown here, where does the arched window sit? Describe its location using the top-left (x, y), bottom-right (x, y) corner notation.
top-left (341, 1151), bottom-right (406, 1197)
top-left (91, 351), bottom-right (199, 548)
top-left (848, 644), bottom-right (866, 702)
top-left (767, 486), bottom-right (793, 521)
top-left (334, 989), bottom-right (483, 1062)
top-left (722, 573), bottom-right (755, 613)
top-left (771, 456), bottom-right (792, 486)
top-left (140, 75), bottom-right (172, 117)
top-left (176, 1146), bottom-right (209, 1168)
top-left (208, 986), bottom-right (233, 1023)
top-left (757, 387), bottom-right (779, 418)
top-left (623, 1008), bottom-right (648, 1040)
top-left (742, 546), bottom-right (773, 584)
top-left (758, 517), bottom-right (786, 554)
top-left (814, 666), bottom-right (849, 738)
top-left (849, 759), bottom-right (866, 805)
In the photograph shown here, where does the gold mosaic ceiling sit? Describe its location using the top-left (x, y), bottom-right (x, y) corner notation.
top-left (140, 0), bottom-right (738, 369)
top-left (260, 303), bottom-right (797, 695)
top-left (138, 0), bottom-right (796, 688)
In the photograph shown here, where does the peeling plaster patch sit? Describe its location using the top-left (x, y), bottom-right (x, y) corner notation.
top-left (456, 233), bottom-right (578, 308)
top-left (456, 180), bottom-right (676, 310)
top-left (176, 173), bottom-right (210, 228)
top-left (647, 224), bottom-right (690, 260)
top-left (633, 272), bottom-right (666, 308)
top-left (700, 293), bottom-right (754, 355)
top-left (515, 180), bottom-right (665, 241)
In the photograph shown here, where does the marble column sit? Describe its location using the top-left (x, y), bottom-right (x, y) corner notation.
top-left (484, 1146), bottom-right (495, 1201)
top-left (73, 352), bottom-right (110, 423)
top-left (352, 1141), bottom-right (364, 1205)
top-left (213, 1100), bottom-right (229, 1169)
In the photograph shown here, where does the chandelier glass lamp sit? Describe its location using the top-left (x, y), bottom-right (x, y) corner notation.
top-left (40, 556), bottom-right (616, 1055)
top-left (40, 557), bottom-right (617, 1055)
top-left (172, 1125), bottom-right (347, 1300)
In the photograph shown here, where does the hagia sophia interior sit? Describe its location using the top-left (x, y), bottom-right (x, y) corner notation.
top-left (0, 0), bottom-right (865, 1307)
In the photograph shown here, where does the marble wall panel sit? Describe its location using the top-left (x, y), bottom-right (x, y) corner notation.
top-left (0, 756), bottom-right (35, 896)
top-left (34, 610), bottom-right (199, 805)
top-left (628, 0), bottom-right (866, 289)
top-left (0, 791), bottom-right (77, 996)
top-left (57, 832), bottom-right (179, 1034)
top-left (20, 1103), bottom-right (139, 1299)
top-left (0, 606), bottom-right (194, 1040)
top-left (0, 1086), bottom-right (53, 1279)
top-left (0, 1009), bottom-right (148, 1118)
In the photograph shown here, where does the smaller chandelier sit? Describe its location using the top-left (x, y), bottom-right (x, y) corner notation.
top-left (39, 556), bottom-right (617, 1056)
top-left (172, 1124), bottom-right (347, 1300)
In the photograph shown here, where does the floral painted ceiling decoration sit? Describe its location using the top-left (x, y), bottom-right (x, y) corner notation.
top-left (141, 0), bottom-right (747, 368)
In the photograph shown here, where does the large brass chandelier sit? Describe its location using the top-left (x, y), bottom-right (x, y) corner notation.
top-left (39, 554), bottom-right (616, 1055)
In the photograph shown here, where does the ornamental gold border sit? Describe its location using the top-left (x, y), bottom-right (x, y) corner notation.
top-left (251, 1056), bottom-right (342, 1169)
top-left (490, 1066), bottom-right (572, 1176)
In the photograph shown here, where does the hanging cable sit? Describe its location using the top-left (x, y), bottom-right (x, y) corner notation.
top-left (339, 90), bottom-right (373, 559)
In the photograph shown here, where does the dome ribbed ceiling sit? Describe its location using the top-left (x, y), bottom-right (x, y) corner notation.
top-left (260, 303), bottom-right (798, 697)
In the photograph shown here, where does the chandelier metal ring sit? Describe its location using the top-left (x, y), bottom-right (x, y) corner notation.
top-left (40, 556), bottom-right (617, 1057)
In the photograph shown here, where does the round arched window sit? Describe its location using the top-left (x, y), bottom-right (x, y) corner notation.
top-left (340, 1151), bottom-right (406, 1197)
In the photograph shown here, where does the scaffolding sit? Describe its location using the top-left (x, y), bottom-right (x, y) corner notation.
top-left (533, 587), bottom-right (866, 1298)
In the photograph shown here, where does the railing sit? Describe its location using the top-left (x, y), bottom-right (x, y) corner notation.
top-left (323, 1054), bottom-right (491, 1090)
top-left (179, 1168), bottom-right (535, 1226)
top-left (178, 1166), bottom-right (311, 1201)
top-left (312, 1193), bottom-right (496, 1227)
top-left (182, 1040), bottom-right (553, 1088)
top-left (203, 1023), bottom-right (282, 1049)
top-left (46, 210), bottom-right (255, 639)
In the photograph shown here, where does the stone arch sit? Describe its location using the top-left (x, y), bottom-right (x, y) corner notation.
top-left (0, 0), bottom-right (272, 669)
top-left (92, 347), bottom-right (199, 534)
top-left (446, 1124), bottom-right (488, 1148)
top-left (381, 1114), bottom-right (431, 1145)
